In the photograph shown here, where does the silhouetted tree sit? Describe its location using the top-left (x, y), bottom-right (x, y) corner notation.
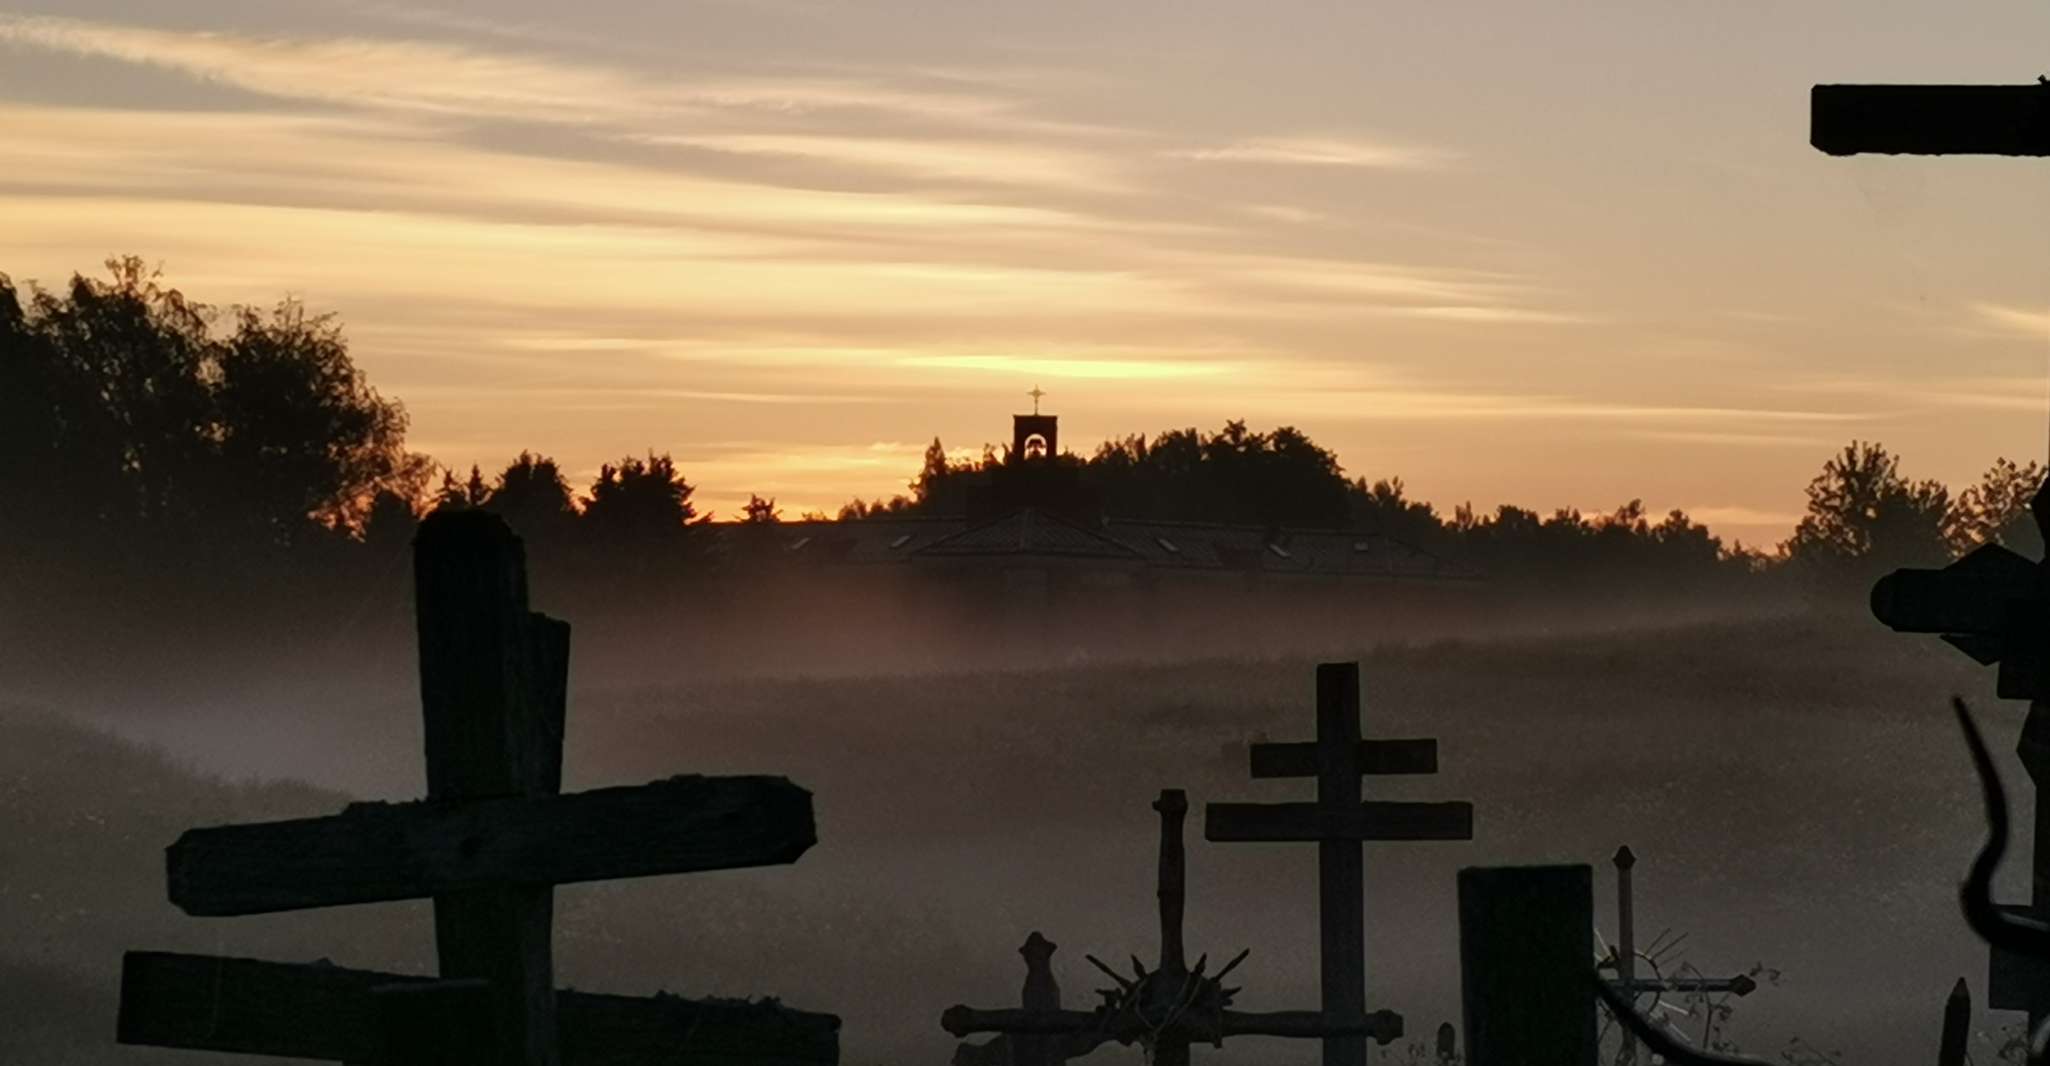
top-left (436, 465), bottom-right (490, 511)
top-left (1948, 456), bottom-right (2046, 557)
top-left (1348, 477), bottom-right (1443, 546)
top-left (0, 257), bottom-right (418, 552)
top-left (582, 452), bottom-right (704, 544)
top-left (1784, 441), bottom-right (1950, 579)
top-left (742, 494), bottom-right (782, 523)
top-left (486, 452), bottom-right (578, 551)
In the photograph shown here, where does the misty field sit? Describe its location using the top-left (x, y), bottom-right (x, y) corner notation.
top-left (0, 611), bottom-right (2024, 1065)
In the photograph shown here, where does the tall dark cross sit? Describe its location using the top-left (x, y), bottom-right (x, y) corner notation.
top-left (115, 510), bottom-right (839, 1066)
top-left (941, 789), bottom-right (1404, 1066)
top-left (1204, 662), bottom-right (1474, 1066)
top-left (1812, 72), bottom-right (2050, 1030)
top-left (1872, 512), bottom-right (2050, 1027)
top-left (1602, 846), bottom-right (1756, 1065)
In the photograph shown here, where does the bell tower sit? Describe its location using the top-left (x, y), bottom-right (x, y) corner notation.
top-left (1012, 386), bottom-right (1057, 462)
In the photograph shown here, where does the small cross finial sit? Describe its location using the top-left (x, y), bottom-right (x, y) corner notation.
top-left (1028, 385), bottom-right (1045, 414)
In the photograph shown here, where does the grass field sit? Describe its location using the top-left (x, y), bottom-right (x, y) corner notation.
top-left (0, 610), bottom-right (2027, 1064)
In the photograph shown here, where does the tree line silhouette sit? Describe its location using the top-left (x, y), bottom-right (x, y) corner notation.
top-left (4, 259), bottom-right (2042, 607)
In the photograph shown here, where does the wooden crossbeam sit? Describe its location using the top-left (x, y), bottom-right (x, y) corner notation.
top-left (1812, 84), bottom-right (2050, 156)
top-left (1249, 739), bottom-right (1437, 778)
top-left (1871, 571), bottom-right (2042, 636)
top-left (415, 509), bottom-right (567, 1065)
top-left (168, 775), bottom-right (817, 915)
top-left (117, 951), bottom-right (840, 1066)
top-left (1205, 801), bottom-right (1474, 843)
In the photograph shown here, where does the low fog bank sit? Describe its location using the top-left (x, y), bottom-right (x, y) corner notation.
top-left (0, 560), bottom-right (1812, 716)
top-left (2, 609), bottom-right (2030, 1065)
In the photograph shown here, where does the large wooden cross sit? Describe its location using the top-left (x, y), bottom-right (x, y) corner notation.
top-left (941, 788), bottom-right (1405, 1066)
top-left (115, 510), bottom-right (839, 1066)
top-left (1813, 69), bottom-right (2050, 1031)
top-left (1865, 463), bottom-right (2050, 1032)
top-left (1203, 662), bottom-right (1474, 1066)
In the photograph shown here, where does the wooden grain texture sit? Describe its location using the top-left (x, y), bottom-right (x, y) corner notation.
top-left (1812, 84), bottom-right (2050, 157)
top-left (117, 952), bottom-right (840, 1066)
top-left (168, 774), bottom-right (818, 915)
top-left (1204, 801), bottom-right (1473, 843)
top-left (1249, 739), bottom-right (1437, 778)
top-left (414, 508), bottom-right (563, 1066)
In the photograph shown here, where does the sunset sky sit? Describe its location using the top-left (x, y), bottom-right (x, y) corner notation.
top-left (3, 2), bottom-right (2047, 544)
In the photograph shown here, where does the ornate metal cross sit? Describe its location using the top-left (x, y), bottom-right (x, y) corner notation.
top-left (941, 788), bottom-right (1403, 1066)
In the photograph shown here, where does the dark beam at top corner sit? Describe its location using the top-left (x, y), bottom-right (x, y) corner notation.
top-left (1811, 84), bottom-right (2050, 157)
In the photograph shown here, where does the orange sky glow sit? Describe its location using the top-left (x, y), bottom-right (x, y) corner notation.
top-left (3, 2), bottom-right (2047, 545)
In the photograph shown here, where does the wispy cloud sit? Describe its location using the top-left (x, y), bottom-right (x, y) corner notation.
top-left (640, 132), bottom-right (1128, 193)
top-left (1780, 374), bottom-right (2050, 414)
top-left (1685, 505), bottom-right (1804, 528)
top-left (1976, 303), bottom-right (2050, 338)
top-left (0, 13), bottom-right (1064, 137)
top-left (894, 353), bottom-right (1237, 380)
top-left (0, 14), bottom-right (660, 123)
top-left (1167, 136), bottom-right (1452, 169)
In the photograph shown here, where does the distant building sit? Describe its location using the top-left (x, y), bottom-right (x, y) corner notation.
top-left (706, 407), bottom-right (1478, 610)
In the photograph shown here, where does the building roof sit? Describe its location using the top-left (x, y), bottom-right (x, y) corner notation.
top-left (916, 508), bottom-right (1144, 561)
top-left (707, 511), bottom-right (1478, 581)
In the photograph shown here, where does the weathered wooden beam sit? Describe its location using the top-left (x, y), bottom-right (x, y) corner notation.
top-left (1249, 738), bottom-right (1437, 778)
top-left (1870, 569), bottom-right (2041, 636)
top-left (1314, 661), bottom-right (1368, 1066)
top-left (1812, 84), bottom-right (2050, 156)
top-left (1458, 865), bottom-right (1596, 1066)
top-left (371, 979), bottom-right (498, 1066)
top-left (415, 509), bottom-right (565, 1066)
top-left (1204, 801), bottom-right (1474, 843)
top-left (168, 775), bottom-right (817, 916)
top-left (117, 952), bottom-right (840, 1066)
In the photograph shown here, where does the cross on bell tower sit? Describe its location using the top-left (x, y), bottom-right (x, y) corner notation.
top-left (1013, 388), bottom-right (1058, 463)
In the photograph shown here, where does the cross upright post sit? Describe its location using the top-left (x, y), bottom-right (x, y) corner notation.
top-left (414, 510), bottom-right (568, 1066)
top-left (1314, 665), bottom-right (1366, 1066)
top-left (1206, 662), bottom-right (1473, 1066)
